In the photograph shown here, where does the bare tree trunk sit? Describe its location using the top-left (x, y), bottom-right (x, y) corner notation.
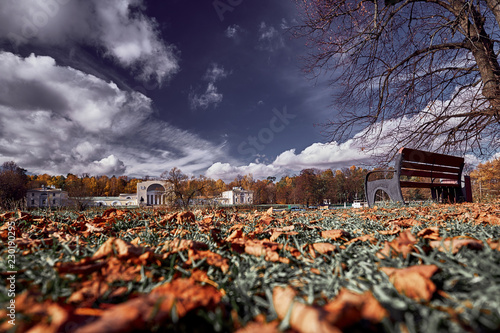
top-left (449, 0), bottom-right (500, 112)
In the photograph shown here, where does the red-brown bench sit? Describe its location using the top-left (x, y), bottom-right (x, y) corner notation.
top-left (365, 148), bottom-right (472, 207)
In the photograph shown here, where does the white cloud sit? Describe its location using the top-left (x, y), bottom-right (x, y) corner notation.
top-left (280, 18), bottom-right (289, 30)
top-left (225, 24), bottom-right (241, 39)
top-left (204, 63), bottom-right (229, 82)
top-left (206, 162), bottom-right (283, 182)
top-left (189, 63), bottom-right (229, 110)
top-left (258, 22), bottom-right (285, 51)
top-left (0, 0), bottom-right (179, 85)
top-left (273, 142), bottom-right (371, 169)
top-left (189, 83), bottom-right (223, 110)
top-left (353, 85), bottom-right (497, 159)
top-left (206, 141), bottom-right (373, 182)
top-left (84, 155), bottom-right (126, 175)
top-left (0, 52), bottom-right (229, 176)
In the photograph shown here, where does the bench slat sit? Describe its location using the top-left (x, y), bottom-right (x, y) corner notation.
top-left (400, 169), bottom-right (460, 180)
top-left (399, 148), bottom-right (464, 167)
top-left (400, 181), bottom-right (460, 188)
top-left (401, 161), bottom-right (461, 174)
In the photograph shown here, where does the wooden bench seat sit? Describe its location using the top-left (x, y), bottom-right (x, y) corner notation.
top-left (364, 147), bottom-right (472, 207)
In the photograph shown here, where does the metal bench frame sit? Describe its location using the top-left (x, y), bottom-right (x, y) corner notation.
top-left (364, 148), bottom-right (472, 207)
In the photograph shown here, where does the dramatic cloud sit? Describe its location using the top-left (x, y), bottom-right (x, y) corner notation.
top-left (0, 52), bottom-right (229, 176)
top-left (0, 0), bottom-right (179, 85)
top-left (189, 63), bottom-right (229, 110)
top-left (206, 141), bottom-right (373, 181)
top-left (354, 85), bottom-right (498, 160)
top-left (273, 142), bottom-right (371, 169)
top-left (206, 162), bottom-right (284, 182)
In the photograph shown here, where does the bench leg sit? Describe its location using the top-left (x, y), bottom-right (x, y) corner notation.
top-left (463, 176), bottom-right (473, 202)
top-left (365, 178), bottom-right (404, 207)
top-left (443, 188), bottom-right (452, 203)
top-left (431, 188), bottom-right (437, 201)
top-left (454, 187), bottom-right (461, 203)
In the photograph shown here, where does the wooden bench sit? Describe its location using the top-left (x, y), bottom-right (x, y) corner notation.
top-left (364, 147), bottom-right (473, 207)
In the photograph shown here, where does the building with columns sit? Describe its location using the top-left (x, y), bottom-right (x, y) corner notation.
top-left (136, 180), bottom-right (173, 206)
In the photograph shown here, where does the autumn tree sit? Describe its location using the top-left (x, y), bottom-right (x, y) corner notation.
top-left (215, 179), bottom-right (227, 194)
top-left (319, 169), bottom-right (337, 204)
top-left (124, 178), bottom-right (141, 194)
top-left (295, 0), bottom-right (500, 158)
top-left (65, 174), bottom-right (92, 211)
top-left (342, 166), bottom-right (368, 201)
top-left (471, 157), bottom-right (500, 201)
top-left (276, 176), bottom-right (295, 204)
top-left (0, 161), bottom-right (28, 209)
top-left (251, 179), bottom-right (277, 204)
top-left (161, 167), bottom-right (206, 208)
top-left (295, 169), bottom-right (322, 206)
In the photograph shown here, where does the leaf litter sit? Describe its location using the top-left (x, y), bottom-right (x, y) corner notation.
top-left (0, 202), bottom-right (499, 332)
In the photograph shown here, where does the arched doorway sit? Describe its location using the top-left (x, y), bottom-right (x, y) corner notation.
top-left (146, 183), bottom-right (166, 205)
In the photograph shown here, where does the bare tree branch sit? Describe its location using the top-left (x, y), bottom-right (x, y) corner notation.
top-left (294, 0), bottom-right (500, 160)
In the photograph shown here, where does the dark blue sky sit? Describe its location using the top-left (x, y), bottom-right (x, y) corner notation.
top-left (144, 0), bottom-right (329, 158)
top-left (0, 0), bottom-right (375, 180)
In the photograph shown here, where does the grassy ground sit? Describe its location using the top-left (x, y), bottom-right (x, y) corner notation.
top-left (1, 202), bottom-right (499, 332)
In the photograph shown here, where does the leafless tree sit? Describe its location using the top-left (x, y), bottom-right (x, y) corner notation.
top-left (161, 167), bottom-right (206, 209)
top-left (294, 0), bottom-right (500, 159)
top-left (66, 178), bottom-right (92, 211)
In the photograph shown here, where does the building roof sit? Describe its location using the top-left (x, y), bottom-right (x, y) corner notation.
top-left (28, 187), bottom-right (64, 192)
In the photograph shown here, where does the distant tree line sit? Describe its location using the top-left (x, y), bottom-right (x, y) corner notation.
top-left (1, 159), bottom-right (499, 210)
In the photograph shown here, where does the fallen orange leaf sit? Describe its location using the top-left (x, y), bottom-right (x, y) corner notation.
top-left (187, 249), bottom-right (229, 273)
top-left (321, 229), bottom-right (350, 241)
top-left (380, 265), bottom-right (439, 301)
top-left (429, 237), bottom-right (484, 254)
top-left (417, 227), bottom-right (440, 240)
top-left (323, 288), bottom-right (388, 329)
top-left (272, 286), bottom-right (341, 333)
top-left (74, 278), bottom-right (222, 333)
top-left (308, 243), bottom-right (338, 258)
top-left (377, 229), bottom-right (418, 259)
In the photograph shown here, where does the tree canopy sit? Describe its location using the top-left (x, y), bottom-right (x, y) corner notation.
top-left (0, 161), bottom-right (28, 209)
top-left (295, 0), bottom-right (500, 158)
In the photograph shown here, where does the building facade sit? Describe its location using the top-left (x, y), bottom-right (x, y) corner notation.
top-left (136, 180), bottom-right (173, 206)
top-left (26, 186), bottom-right (69, 208)
top-left (220, 187), bottom-right (253, 205)
top-left (91, 194), bottom-right (137, 207)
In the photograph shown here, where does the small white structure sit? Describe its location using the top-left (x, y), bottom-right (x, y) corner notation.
top-left (220, 187), bottom-right (253, 205)
top-left (352, 200), bottom-right (368, 208)
top-left (90, 193), bottom-right (137, 207)
top-left (27, 186), bottom-right (69, 208)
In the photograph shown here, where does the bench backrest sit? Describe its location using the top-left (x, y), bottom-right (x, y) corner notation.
top-left (396, 148), bottom-right (464, 183)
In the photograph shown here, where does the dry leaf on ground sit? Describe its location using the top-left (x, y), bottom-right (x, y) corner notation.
top-left (323, 288), bottom-right (388, 329)
top-left (377, 229), bottom-right (418, 259)
top-left (321, 229), bottom-right (350, 241)
top-left (381, 265), bottom-right (439, 301)
top-left (429, 237), bottom-right (484, 254)
top-left (272, 286), bottom-right (341, 333)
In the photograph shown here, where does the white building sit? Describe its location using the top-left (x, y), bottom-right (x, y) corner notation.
top-left (26, 186), bottom-right (69, 208)
top-left (220, 187), bottom-right (253, 205)
top-left (91, 194), bottom-right (137, 207)
top-left (136, 180), bottom-right (174, 206)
